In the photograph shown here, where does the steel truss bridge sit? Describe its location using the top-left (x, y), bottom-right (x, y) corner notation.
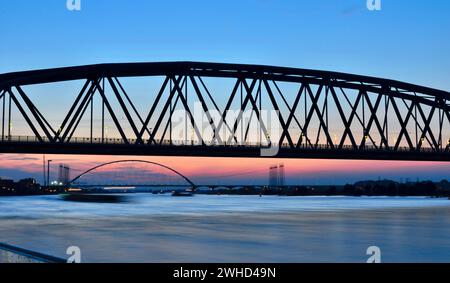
top-left (0, 62), bottom-right (449, 161)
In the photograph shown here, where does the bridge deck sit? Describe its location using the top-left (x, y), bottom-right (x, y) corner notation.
top-left (0, 136), bottom-right (448, 161)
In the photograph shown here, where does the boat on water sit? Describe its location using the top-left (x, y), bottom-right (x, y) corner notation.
top-left (60, 193), bottom-right (126, 203)
top-left (171, 191), bottom-right (194, 197)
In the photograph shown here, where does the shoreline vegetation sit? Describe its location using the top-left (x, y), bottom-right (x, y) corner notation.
top-left (198, 180), bottom-right (450, 198)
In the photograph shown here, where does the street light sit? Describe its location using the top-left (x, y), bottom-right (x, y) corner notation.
top-left (47, 160), bottom-right (53, 187)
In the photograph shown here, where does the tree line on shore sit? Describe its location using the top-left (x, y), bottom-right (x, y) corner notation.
top-left (201, 180), bottom-right (450, 197)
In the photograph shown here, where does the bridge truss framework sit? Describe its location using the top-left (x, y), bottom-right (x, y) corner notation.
top-left (0, 62), bottom-right (449, 161)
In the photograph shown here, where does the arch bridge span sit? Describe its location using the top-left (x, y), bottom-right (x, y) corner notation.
top-left (69, 160), bottom-right (195, 188)
top-left (0, 62), bottom-right (449, 161)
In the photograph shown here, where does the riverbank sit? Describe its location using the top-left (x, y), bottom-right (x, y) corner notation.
top-left (198, 180), bottom-right (450, 197)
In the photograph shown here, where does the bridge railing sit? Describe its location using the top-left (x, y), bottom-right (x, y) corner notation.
top-left (0, 135), bottom-right (267, 146)
top-left (0, 135), bottom-right (448, 153)
top-left (0, 242), bottom-right (65, 263)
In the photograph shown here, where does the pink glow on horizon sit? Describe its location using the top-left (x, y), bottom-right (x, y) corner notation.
top-left (0, 154), bottom-right (449, 184)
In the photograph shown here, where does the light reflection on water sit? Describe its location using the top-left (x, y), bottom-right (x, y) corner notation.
top-left (1, 194), bottom-right (450, 262)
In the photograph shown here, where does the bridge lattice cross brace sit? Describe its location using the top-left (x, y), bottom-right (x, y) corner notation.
top-left (0, 62), bottom-right (449, 161)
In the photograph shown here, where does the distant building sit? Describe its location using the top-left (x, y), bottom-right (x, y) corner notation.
top-left (269, 164), bottom-right (285, 188)
top-left (0, 178), bottom-right (40, 195)
top-left (58, 164), bottom-right (70, 185)
top-left (0, 179), bottom-right (15, 193)
top-left (16, 178), bottom-right (40, 193)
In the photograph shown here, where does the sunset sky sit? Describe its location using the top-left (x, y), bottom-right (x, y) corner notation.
top-left (1, 154), bottom-right (449, 186)
top-left (0, 1), bottom-right (449, 185)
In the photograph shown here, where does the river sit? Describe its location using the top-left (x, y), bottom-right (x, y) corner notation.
top-left (1, 194), bottom-right (450, 262)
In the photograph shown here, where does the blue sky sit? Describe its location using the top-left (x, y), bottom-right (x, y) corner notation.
top-left (0, 0), bottom-right (450, 184)
top-left (1, 0), bottom-right (449, 91)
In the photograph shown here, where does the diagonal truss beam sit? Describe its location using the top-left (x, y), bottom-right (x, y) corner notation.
top-left (138, 76), bottom-right (170, 142)
top-left (7, 89), bottom-right (43, 142)
top-left (148, 76), bottom-right (184, 145)
top-left (329, 86), bottom-right (357, 148)
top-left (15, 86), bottom-right (55, 142)
top-left (262, 79), bottom-right (295, 148)
top-left (360, 91), bottom-right (387, 148)
top-left (304, 84), bottom-right (334, 148)
top-left (189, 76), bottom-right (223, 144)
top-left (213, 78), bottom-right (244, 145)
top-left (94, 79), bottom-right (129, 144)
top-left (107, 77), bottom-right (143, 144)
top-left (390, 96), bottom-right (415, 150)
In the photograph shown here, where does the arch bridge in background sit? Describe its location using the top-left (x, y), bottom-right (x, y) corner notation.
top-left (69, 160), bottom-right (195, 188)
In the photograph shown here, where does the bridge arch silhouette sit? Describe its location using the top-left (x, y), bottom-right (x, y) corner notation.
top-left (69, 160), bottom-right (195, 188)
top-left (0, 62), bottom-right (449, 161)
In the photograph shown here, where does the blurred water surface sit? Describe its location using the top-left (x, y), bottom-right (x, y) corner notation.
top-left (1, 194), bottom-right (450, 262)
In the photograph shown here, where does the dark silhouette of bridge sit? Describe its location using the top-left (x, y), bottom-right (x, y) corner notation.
top-left (67, 160), bottom-right (280, 191)
top-left (0, 62), bottom-right (449, 161)
top-left (67, 160), bottom-right (260, 190)
top-left (69, 160), bottom-right (195, 188)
